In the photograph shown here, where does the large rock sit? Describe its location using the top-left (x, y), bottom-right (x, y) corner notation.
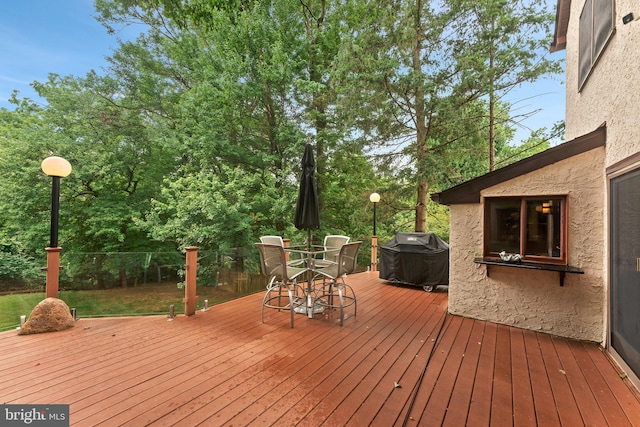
top-left (18, 298), bottom-right (75, 335)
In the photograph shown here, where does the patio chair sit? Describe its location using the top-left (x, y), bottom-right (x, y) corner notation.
top-left (260, 235), bottom-right (304, 266)
top-left (255, 243), bottom-right (307, 328)
top-left (259, 235), bottom-right (284, 246)
top-left (315, 235), bottom-right (350, 268)
top-left (314, 241), bottom-right (361, 326)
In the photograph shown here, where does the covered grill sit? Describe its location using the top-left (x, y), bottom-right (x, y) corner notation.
top-left (379, 232), bottom-right (449, 292)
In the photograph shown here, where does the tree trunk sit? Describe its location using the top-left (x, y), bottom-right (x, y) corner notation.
top-left (119, 268), bottom-right (127, 288)
top-left (489, 19), bottom-right (496, 171)
top-left (304, 0), bottom-right (328, 213)
top-left (263, 80), bottom-right (286, 232)
top-left (415, 180), bottom-right (428, 232)
top-left (413, 0), bottom-right (428, 233)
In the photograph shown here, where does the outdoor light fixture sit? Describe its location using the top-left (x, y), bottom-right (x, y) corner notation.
top-left (41, 156), bottom-right (72, 179)
top-left (41, 156), bottom-right (72, 248)
top-left (41, 156), bottom-right (72, 298)
top-left (369, 193), bottom-right (381, 272)
top-left (369, 192), bottom-right (380, 236)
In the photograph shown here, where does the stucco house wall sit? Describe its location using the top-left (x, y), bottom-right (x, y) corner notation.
top-left (448, 147), bottom-right (605, 342)
top-left (560, 0), bottom-right (640, 349)
top-left (565, 0), bottom-right (640, 166)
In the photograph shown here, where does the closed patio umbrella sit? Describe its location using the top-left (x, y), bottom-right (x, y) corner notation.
top-left (294, 143), bottom-right (320, 249)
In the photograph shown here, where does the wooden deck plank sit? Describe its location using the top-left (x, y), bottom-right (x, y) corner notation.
top-left (203, 278), bottom-right (425, 426)
top-left (295, 300), bottom-right (437, 426)
top-left (490, 324), bottom-right (514, 427)
top-left (344, 296), bottom-right (448, 427)
top-left (244, 284), bottom-right (435, 426)
top-left (128, 304), bottom-right (368, 425)
top-left (467, 321), bottom-right (498, 426)
top-left (1, 272), bottom-right (639, 427)
top-left (91, 319), bottom-right (319, 425)
top-left (510, 327), bottom-right (536, 427)
top-left (551, 336), bottom-right (609, 426)
top-left (376, 294), bottom-right (451, 427)
top-left (537, 332), bottom-right (585, 426)
top-left (420, 316), bottom-right (476, 426)
top-left (403, 313), bottom-right (463, 426)
top-left (441, 320), bottom-right (486, 427)
top-left (565, 338), bottom-right (632, 427)
top-left (585, 344), bottom-right (640, 426)
top-left (328, 295), bottom-right (448, 426)
top-left (522, 329), bottom-right (561, 427)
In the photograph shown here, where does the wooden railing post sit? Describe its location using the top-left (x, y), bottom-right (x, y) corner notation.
top-left (184, 246), bottom-right (198, 316)
top-left (371, 236), bottom-right (378, 272)
top-left (283, 238), bottom-right (291, 263)
top-left (44, 247), bottom-right (62, 299)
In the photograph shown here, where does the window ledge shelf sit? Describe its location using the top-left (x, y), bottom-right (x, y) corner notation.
top-left (473, 258), bottom-right (584, 286)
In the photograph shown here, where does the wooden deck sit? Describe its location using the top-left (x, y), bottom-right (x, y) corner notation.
top-left (1, 272), bottom-right (639, 426)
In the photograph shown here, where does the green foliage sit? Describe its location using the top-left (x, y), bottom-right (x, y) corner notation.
top-left (0, 0), bottom-right (563, 278)
top-left (0, 253), bottom-right (42, 289)
top-left (141, 166), bottom-right (287, 251)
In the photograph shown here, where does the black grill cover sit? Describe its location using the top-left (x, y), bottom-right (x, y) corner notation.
top-left (379, 232), bottom-right (449, 286)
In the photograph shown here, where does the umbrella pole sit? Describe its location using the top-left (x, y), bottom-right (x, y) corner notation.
top-left (306, 228), bottom-right (313, 318)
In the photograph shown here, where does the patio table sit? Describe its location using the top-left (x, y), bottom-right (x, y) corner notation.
top-left (285, 245), bottom-right (339, 318)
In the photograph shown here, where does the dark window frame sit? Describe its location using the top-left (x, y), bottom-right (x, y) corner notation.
top-left (483, 196), bottom-right (568, 265)
top-left (579, 0), bottom-right (615, 89)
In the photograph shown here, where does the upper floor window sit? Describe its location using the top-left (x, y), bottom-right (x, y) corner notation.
top-left (484, 196), bottom-right (568, 264)
top-left (579, 0), bottom-right (614, 88)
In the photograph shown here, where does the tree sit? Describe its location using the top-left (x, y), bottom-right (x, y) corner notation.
top-left (453, 0), bottom-right (562, 170)
top-left (334, 0), bottom-right (477, 232)
top-left (94, 0), bottom-right (379, 244)
top-left (334, 0), bottom-right (562, 232)
top-left (96, 0), bottom-right (311, 236)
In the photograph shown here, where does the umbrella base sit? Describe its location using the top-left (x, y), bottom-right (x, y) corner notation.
top-left (293, 295), bottom-right (325, 316)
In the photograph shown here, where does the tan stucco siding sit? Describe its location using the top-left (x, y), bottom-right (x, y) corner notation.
top-left (448, 147), bottom-right (605, 342)
top-left (565, 0), bottom-right (640, 167)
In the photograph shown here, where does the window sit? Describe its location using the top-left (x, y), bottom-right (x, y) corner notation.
top-left (579, 0), bottom-right (614, 88)
top-left (484, 196), bottom-right (568, 264)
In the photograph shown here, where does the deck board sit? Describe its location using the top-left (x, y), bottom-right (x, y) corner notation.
top-left (468, 321), bottom-right (498, 426)
top-left (441, 320), bottom-right (485, 427)
top-left (491, 324), bottom-right (514, 427)
top-left (523, 329), bottom-right (561, 426)
top-left (510, 327), bottom-right (536, 427)
top-left (1, 272), bottom-right (639, 426)
top-left (538, 331), bottom-right (586, 426)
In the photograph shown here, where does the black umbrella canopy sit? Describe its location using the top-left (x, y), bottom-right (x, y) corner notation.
top-left (294, 143), bottom-right (320, 244)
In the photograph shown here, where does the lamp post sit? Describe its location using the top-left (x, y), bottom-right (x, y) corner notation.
top-left (41, 156), bottom-right (72, 298)
top-left (369, 192), bottom-right (380, 272)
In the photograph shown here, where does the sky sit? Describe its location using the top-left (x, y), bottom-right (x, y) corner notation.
top-left (0, 0), bottom-right (566, 146)
top-left (0, 0), bottom-right (139, 110)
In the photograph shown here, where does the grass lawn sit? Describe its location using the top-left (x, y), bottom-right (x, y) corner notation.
top-left (0, 282), bottom-right (250, 331)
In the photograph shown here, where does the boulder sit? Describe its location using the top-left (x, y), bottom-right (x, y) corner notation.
top-left (18, 298), bottom-right (75, 335)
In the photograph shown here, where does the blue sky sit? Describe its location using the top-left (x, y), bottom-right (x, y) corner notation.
top-left (0, 0), bottom-right (566, 145)
top-left (0, 0), bottom-right (136, 110)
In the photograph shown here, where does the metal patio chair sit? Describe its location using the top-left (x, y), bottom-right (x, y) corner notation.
top-left (259, 235), bottom-right (284, 246)
top-left (260, 235), bottom-right (305, 266)
top-left (315, 234), bottom-right (350, 268)
top-left (314, 241), bottom-right (361, 326)
top-left (255, 243), bottom-right (307, 328)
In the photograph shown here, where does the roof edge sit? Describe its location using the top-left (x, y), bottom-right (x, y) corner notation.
top-left (431, 125), bottom-right (606, 206)
top-left (550, 0), bottom-right (571, 53)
